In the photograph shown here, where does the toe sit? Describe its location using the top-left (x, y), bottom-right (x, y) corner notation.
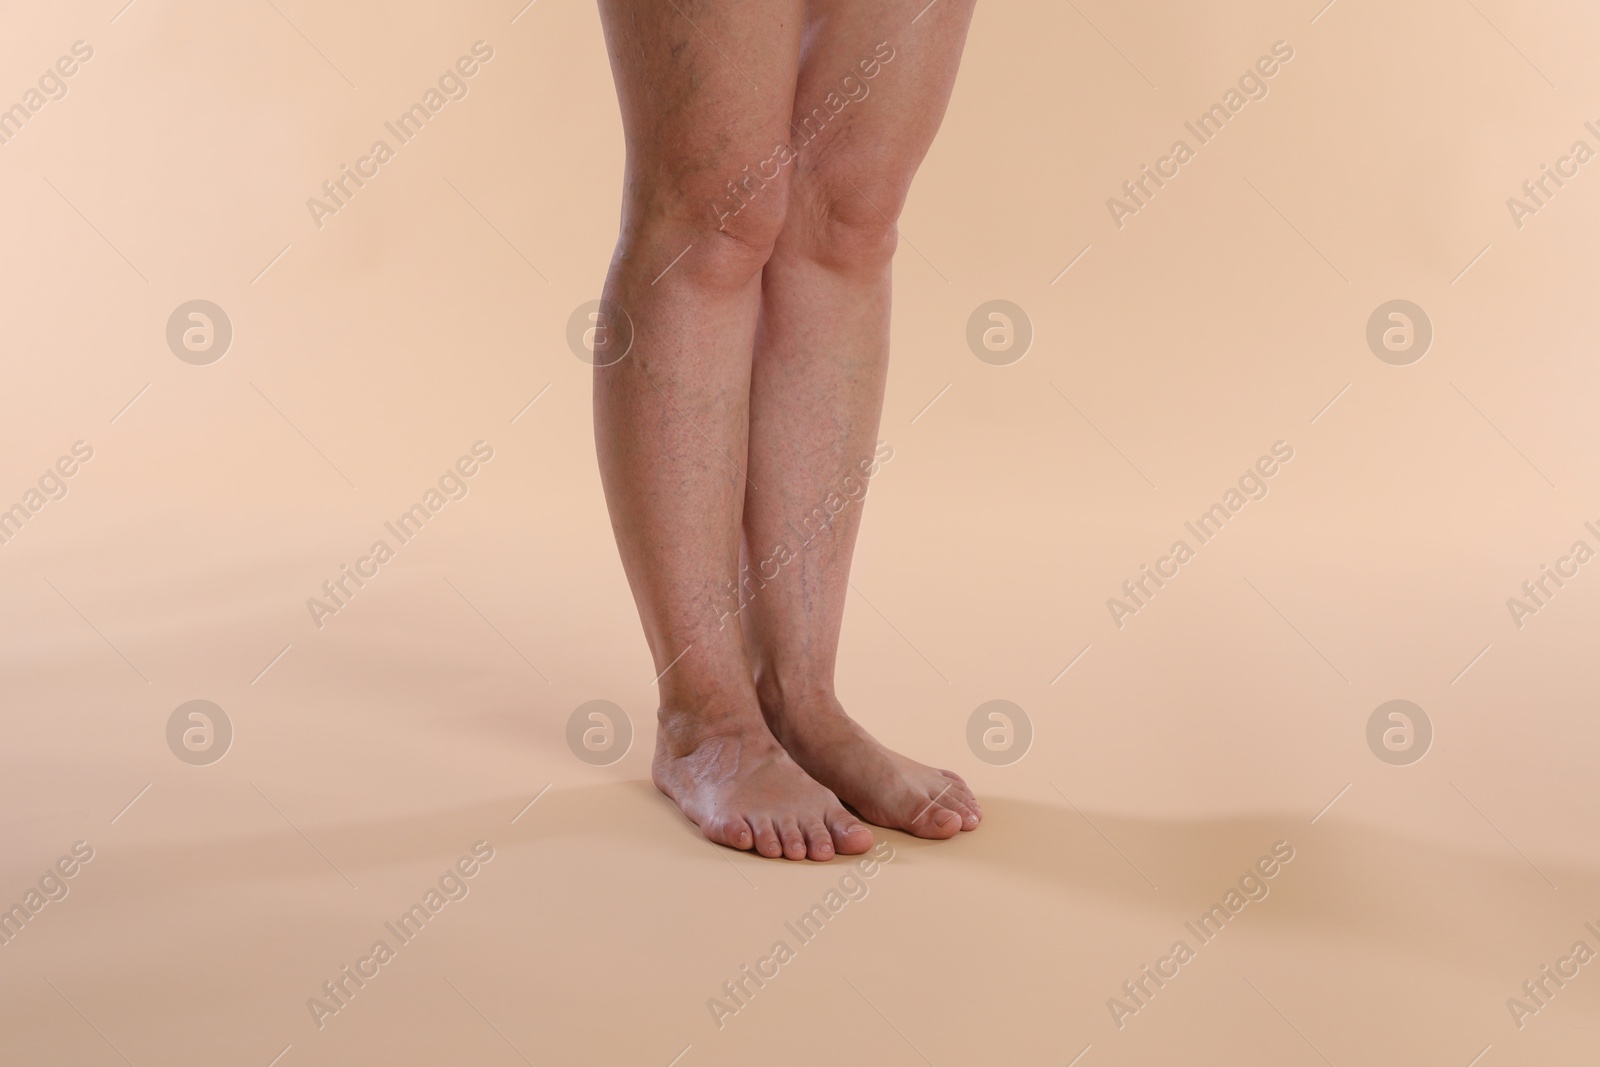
top-left (932, 782), bottom-right (980, 827)
top-left (778, 818), bottom-right (808, 860)
top-left (801, 818), bottom-right (835, 861)
top-left (943, 794), bottom-right (981, 831)
top-left (940, 786), bottom-right (980, 824)
top-left (907, 791), bottom-right (963, 839)
top-left (826, 810), bottom-right (875, 855)
top-left (712, 816), bottom-right (753, 851)
top-left (941, 770), bottom-right (981, 814)
top-left (750, 815), bottom-right (783, 858)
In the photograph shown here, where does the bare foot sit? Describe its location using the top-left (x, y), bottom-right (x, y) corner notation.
top-left (652, 706), bottom-right (875, 861)
top-left (758, 688), bottom-right (982, 839)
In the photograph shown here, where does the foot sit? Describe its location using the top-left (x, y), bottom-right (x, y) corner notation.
top-left (652, 707), bottom-right (875, 861)
top-left (758, 688), bottom-right (982, 839)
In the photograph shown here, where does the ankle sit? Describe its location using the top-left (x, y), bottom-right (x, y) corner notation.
top-left (654, 696), bottom-right (769, 759)
top-left (753, 672), bottom-right (839, 720)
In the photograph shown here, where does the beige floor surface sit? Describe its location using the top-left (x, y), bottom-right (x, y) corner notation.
top-left (4, 1), bottom-right (1600, 1064)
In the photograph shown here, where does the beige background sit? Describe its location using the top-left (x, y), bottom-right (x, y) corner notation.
top-left (4, 0), bottom-right (1600, 1063)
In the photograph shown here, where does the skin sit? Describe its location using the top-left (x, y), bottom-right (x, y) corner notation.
top-left (594, 0), bottom-right (979, 860)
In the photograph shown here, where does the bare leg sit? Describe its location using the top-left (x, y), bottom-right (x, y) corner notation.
top-left (594, 0), bottom-right (872, 860)
top-left (740, 0), bottom-right (982, 837)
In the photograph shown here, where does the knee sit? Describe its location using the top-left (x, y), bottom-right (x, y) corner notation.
top-left (787, 168), bottom-right (907, 273)
top-left (699, 187), bottom-right (789, 287)
top-left (622, 163), bottom-right (792, 292)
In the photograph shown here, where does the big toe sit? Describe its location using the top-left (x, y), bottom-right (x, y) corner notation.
top-left (907, 793), bottom-right (963, 839)
top-left (708, 816), bottom-right (754, 851)
top-left (941, 770), bottom-right (982, 817)
top-left (826, 810), bottom-right (875, 855)
top-left (941, 791), bottom-right (982, 831)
